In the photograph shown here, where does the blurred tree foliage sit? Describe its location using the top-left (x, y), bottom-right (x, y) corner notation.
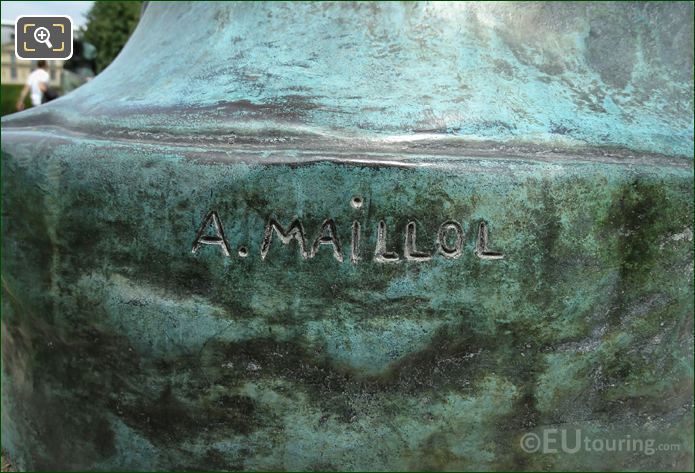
top-left (83, 1), bottom-right (143, 73)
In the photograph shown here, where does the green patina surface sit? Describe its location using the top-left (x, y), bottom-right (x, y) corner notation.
top-left (1, 2), bottom-right (693, 471)
top-left (2, 136), bottom-right (692, 470)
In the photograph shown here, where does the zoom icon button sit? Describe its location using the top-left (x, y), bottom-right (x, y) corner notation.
top-left (16, 15), bottom-right (73, 60)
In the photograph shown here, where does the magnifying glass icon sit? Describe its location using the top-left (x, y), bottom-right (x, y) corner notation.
top-left (34, 27), bottom-right (53, 49)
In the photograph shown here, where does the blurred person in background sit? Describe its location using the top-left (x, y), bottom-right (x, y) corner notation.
top-left (15, 60), bottom-right (49, 111)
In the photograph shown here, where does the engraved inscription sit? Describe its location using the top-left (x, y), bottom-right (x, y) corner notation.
top-left (260, 217), bottom-right (309, 260)
top-left (404, 221), bottom-right (432, 262)
top-left (312, 219), bottom-right (343, 262)
top-left (351, 196), bottom-right (363, 209)
top-left (193, 200), bottom-right (504, 263)
top-left (351, 221), bottom-right (361, 264)
top-left (475, 221), bottom-right (504, 260)
top-left (438, 220), bottom-right (464, 259)
top-left (192, 210), bottom-right (232, 257)
top-left (374, 220), bottom-right (400, 263)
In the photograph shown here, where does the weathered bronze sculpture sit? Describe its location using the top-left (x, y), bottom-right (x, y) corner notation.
top-left (2, 2), bottom-right (693, 470)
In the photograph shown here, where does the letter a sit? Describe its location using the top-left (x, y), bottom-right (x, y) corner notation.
top-left (311, 219), bottom-right (343, 262)
top-left (192, 210), bottom-right (231, 256)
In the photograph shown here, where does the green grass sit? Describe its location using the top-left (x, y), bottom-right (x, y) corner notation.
top-left (1, 84), bottom-right (31, 117)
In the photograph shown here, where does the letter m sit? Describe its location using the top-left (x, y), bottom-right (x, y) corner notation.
top-left (260, 217), bottom-right (308, 260)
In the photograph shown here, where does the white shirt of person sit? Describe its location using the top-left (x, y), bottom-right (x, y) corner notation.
top-left (27, 68), bottom-right (50, 106)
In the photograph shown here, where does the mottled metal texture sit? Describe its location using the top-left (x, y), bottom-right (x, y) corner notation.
top-left (1, 2), bottom-right (693, 471)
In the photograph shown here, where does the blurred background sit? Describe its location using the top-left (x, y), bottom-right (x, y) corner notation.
top-left (1, 0), bottom-right (142, 116)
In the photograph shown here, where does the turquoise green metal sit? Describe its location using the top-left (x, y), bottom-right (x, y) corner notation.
top-left (1, 2), bottom-right (693, 470)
